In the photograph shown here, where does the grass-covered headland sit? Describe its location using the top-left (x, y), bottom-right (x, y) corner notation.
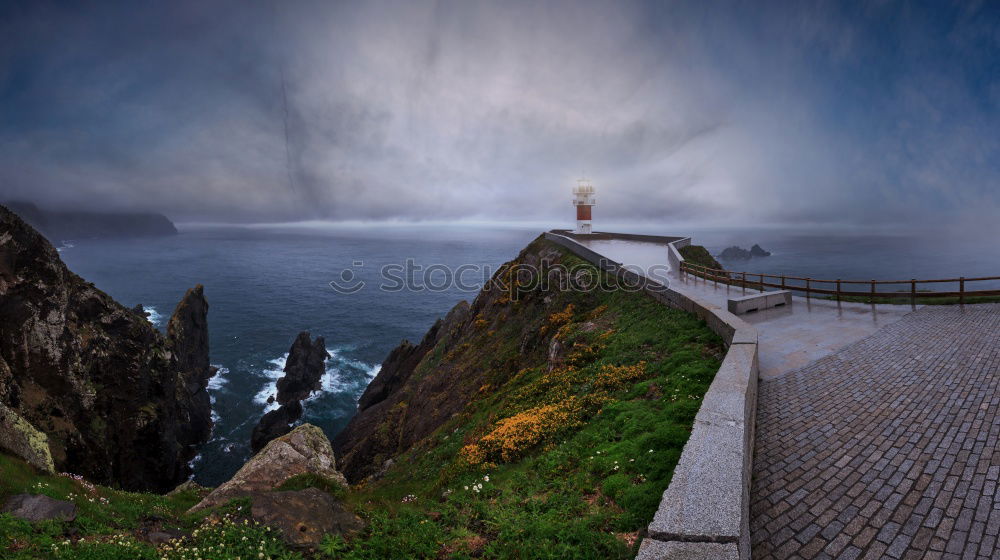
top-left (2, 239), bottom-right (724, 559)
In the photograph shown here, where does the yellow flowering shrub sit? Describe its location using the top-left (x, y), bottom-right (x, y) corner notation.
top-left (593, 362), bottom-right (648, 392)
top-left (461, 399), bottom-right (581, 464)
top-left (548, 304), bottom-right (575, 325)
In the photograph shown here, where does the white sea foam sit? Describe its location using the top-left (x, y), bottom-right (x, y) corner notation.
top-left (208, 365), bottom-right (229, 390)
top-left (144, 306), bottom-right (163, 327)
top-left (253, 354), bottom-right (288, 413)
top-left (56, 241), bottom-right (75, 252)
top-left (253, 347), bottom-right (379, 415)
top-left (309, 350), bottom-right (380, 406)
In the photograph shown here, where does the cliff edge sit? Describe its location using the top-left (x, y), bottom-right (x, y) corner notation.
top-left (0, 205), bottom-right (213, 492)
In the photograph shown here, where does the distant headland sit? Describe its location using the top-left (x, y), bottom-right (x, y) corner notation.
top-left (3, 201), bottom-right (177, 241)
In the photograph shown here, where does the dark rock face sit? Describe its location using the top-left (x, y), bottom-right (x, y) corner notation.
top-left (750, 244), bottom-right (771, 257)
top-left (2, 494), bottom-right (77, 522)
top-left (276, 332), bottom-right (329, 405)
top-left (248, 488), bottom-right (364, 548)
top-left (250, 332), bottom-right (328, 452)
top-left (0, 205), bottom-right (214, 492)
top-left (251, 401), bottom-right (303, 453)
top-left (4, 200), bottom-right (177, 240)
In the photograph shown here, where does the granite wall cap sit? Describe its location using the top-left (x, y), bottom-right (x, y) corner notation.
top-left (636, 539), bottom-right (739, 560)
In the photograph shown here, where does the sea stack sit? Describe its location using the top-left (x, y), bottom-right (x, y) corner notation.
top-left (251, 332), bottom-right (329, 452)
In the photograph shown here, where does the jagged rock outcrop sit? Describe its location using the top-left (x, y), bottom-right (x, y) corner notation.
top-left (250, 333), bottom-right (328, 452)
top-left (191, 424), bottom-right (348, 512)
top-left (0, 403), bottom-right (55, 474)
top-left (251, 401), bottom-right (303, 453)
top-left (3, 200), bottom-right (177, 240)
top-left (333, 239), bottom-right (582, 482)
top-left (275, 332), bottom-right (329, 405)
top-left (0, 205), bottom-right (214, 492)
top-left (750, 244), bottom-right (771, 257)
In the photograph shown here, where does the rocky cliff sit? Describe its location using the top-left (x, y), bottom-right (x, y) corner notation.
top-left (0, 205), bottom-right (213, 492)
top-left (332, 237), bottom-right (594, 482)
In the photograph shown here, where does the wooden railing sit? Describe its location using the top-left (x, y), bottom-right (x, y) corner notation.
top-left (679, 262), bottom-right (1000, 305)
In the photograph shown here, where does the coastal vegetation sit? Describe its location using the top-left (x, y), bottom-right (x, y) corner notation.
top-left (1, 237), bottom-right (724, 558)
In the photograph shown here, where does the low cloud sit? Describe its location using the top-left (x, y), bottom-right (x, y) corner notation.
top-left (1, 0), bottom-right (996, 228)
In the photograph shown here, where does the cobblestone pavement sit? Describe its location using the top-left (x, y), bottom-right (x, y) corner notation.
top-left (751, 304), bottom-right (1000, 559)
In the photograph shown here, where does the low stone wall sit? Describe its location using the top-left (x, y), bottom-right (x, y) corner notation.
top-left (550, 229), bottom-right (686, 245)
top-left (543, 231), bottom-right (758, 560)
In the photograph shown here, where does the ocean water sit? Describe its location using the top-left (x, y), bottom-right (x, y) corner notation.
top-left (58, 224), bottom-right (539, 485)
top-left (55, 223), bottom-right (999, 485)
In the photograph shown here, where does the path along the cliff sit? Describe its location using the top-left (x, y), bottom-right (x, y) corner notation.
top-left (576, 237), bottom-right (1000, 559)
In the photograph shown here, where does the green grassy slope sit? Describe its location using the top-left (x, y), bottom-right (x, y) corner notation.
top-left (1, 240), bottom-right (724, 559)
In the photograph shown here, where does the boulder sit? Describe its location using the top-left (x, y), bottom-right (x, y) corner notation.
top-left (2, 493), bottom-right (76, 522)
top-left (189, 424), bottom-right (346, 512)
top-left (248, 488), bottom-right (364, 548)
top-left (166, 479), bottom-right (210, 497)
top-left (0, 403), bottom-right (55, 474)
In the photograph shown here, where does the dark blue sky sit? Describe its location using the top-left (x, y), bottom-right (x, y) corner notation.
top-left (0, 0), bottom-right (997, 227)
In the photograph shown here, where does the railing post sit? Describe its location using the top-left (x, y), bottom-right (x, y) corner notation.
top-left (806, 278), bottom-right (811, 300)
top-left (911, 279), bottom-right (916, 305)
top-left (760, 273), bottom-right (764, 293)
top-left (781, 275), bottom-right (786, 290)
top-left (742, 271), bottom-right (746, 294)
top-left (870, 280), bottom-right (875, 304)
top-left (836, 279), bottom-right (841, 302)
top-left (960, 277), bottom-right (965, 305)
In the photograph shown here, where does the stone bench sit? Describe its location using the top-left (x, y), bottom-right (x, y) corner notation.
top-left (727, 290), bottom-right (791, 315)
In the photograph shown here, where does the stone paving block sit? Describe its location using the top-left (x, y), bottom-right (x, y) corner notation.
top-left (750, 305), bottom-right (1000, 559)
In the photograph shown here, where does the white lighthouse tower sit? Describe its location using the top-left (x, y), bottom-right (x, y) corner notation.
top-left (572, 179), bottom-right (596, 234)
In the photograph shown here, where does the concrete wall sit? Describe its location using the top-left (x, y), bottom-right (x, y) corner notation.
top-left (543, 231), bottom-right (759, 560)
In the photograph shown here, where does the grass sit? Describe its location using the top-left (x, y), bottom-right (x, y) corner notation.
top-left (678, 245), bottom-right (722, 270)
top-left (328, 248), bottom-right (725, 558)
top-left (1, 240), bottom-right (724, 559)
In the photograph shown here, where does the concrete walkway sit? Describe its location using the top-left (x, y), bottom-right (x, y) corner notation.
top-left (573, 237), bottom-right (1000, 559)
top-left (574, 237), bottom-right (916, 379)
top-left (750, 304), bottom-right (1000, 559)
top-left (669, 273), bottom-right (915, 379)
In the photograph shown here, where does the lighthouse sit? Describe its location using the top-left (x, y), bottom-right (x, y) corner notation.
top-left (572, 179), bottom-right (596, 234)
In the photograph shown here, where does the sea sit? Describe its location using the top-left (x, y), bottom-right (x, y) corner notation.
top-left (55, 222), bottom-right (999, 485)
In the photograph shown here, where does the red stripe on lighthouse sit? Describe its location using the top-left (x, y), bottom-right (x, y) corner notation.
top-left (576, 205), bottom-right (592, 220)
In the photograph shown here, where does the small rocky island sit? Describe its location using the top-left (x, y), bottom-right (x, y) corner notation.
top-left (718, 243), bottom-right (771, 260)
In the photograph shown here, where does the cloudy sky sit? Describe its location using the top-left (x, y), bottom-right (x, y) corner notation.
top-left (1, 0), bottom-right (997, 226)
